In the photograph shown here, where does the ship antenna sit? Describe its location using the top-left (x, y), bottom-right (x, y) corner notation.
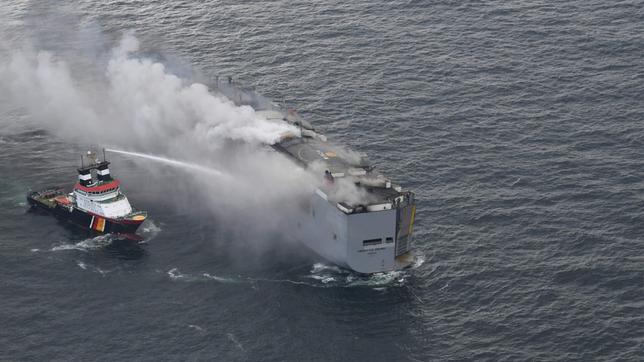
top-left (81, 154), bottom-right (84, 168)
top-left (103, 148), bottom-right (107, 162)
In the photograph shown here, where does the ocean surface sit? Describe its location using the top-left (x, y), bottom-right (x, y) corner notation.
top-left (1, 1), bottom-right (644, 361)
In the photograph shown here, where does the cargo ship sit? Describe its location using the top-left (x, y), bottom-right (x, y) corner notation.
top-left (28, 151), bottom-right (147, 235)
top-left (215, 78), bottom-right (417, 274)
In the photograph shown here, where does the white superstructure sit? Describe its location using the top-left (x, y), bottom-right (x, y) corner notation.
top-left (73, 152), bottom-right (135, 219)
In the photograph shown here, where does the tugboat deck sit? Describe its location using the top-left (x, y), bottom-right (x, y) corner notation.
top-left (28, 189), bottom-right (66, 208)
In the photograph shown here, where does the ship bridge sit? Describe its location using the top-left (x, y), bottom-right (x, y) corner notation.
top-left (72, 151), bottom-right (133, 219)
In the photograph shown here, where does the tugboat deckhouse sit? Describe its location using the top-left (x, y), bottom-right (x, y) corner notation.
top-left (74, 179), bottom-right (121, 193)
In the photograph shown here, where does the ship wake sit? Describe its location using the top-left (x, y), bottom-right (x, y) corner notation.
top-left (51, 234), bottom-right (117, 252)
top-left (164, 262), bottom-right (424, 289)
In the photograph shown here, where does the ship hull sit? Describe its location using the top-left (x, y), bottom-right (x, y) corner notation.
top-left (292, 192), bottom-right (416, 274)
top-left (28, 195), bottom-right (144, 234)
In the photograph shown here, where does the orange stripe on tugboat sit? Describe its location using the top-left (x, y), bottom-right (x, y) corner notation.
top-left (96, 217), bottom-right (105, 232)
top-left (89, 215), bottom-right (106, 232)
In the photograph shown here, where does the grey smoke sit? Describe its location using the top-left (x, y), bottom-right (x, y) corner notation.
top-left (0, 31), bottom-right (322, 251)
top-left (1, 34), bottom-right (300, 148)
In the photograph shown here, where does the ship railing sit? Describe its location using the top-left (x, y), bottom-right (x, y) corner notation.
top-left (94, 194), bottom-right (126, 203)
top-left (113, 210), bottom-right (147, 221)
top-left (32, 187), bottom-right (65, 198)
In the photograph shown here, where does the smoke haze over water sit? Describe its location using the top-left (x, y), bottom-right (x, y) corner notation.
top-left (0, 31), bottom-right (317, 240)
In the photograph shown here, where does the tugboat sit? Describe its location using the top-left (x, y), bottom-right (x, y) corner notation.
top-left (27, 150), bottom-right (147, 235)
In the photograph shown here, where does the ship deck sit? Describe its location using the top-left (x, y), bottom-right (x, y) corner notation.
top-left (212, 78), bottom-right (412, 207)
top-left (28, 188), bottom-right (66, 208)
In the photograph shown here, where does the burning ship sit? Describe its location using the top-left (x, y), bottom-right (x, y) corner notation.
top-left (27, 151), bottom-right (147, 235)
top-left (216, 78), bottom-right (417, 274)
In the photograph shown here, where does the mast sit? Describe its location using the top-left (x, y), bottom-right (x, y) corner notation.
top-left (96, 149), bottom-right (112, 182)
top-left (78, 164), bottom-right (92, 187)
top-left (77, 149), bottom-right (113, 186)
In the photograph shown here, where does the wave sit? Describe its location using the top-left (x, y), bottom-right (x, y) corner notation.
top-left (165, 260), bottom-right (424, 289)
top-left (187, 324), bottom-right (206, 332)
top-left (167, 267), bottom-right (242, 284)
top-left (311, 267), bottom-right (408, 288)
top-left (305, 259), bottom-right (429, 288)
top-left (49, 223), bottom-right (158, 252)
top-left (138, 219), bottom-right (162, 242)
top-left (75, 260), bottom-right (111, 275)
top-left (51, 234), bottom-right (116, 252)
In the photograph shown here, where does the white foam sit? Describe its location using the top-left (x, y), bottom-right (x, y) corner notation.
top-left (305, 271), bottom-right (335, 284)
top-left (51, 234), bottom-right (115, 252)
top-left (74, 260), bottom-right (112, 275)
top-left (307, 262), bottom-right (409, 288)
top-left (346, 271), bottom-right (408, 287)
top-left (51, 243), bottom-right (88, 252)
top-left (167, 267), bottom-right (184, 280)
top-left (202, 273), bottom-right (238, 283)
top-left (188, 324), bottom-right (206, 332)
top-left (167, 268), bottom-right (242, 283)
top-left (141, 220), bottom-right (162, 234)
top-left (310, 263), bottom-right (342, 274)
top-left (95, 267), bottom-right (110, 276)
top-left (413, 254), bottom-right (426, 269)
top-left (226, 333), bottom-right (245, 352)
top-left (139, 219), bottom-right (162, 242)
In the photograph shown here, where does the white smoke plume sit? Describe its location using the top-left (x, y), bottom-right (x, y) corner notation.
top-left (0, 32), bottom-right (322, 252)
top-left (1, 34), bottom-right (299, 150)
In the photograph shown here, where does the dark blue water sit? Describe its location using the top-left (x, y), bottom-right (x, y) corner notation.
top-left (1, 1), bottom-right (644, 360)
